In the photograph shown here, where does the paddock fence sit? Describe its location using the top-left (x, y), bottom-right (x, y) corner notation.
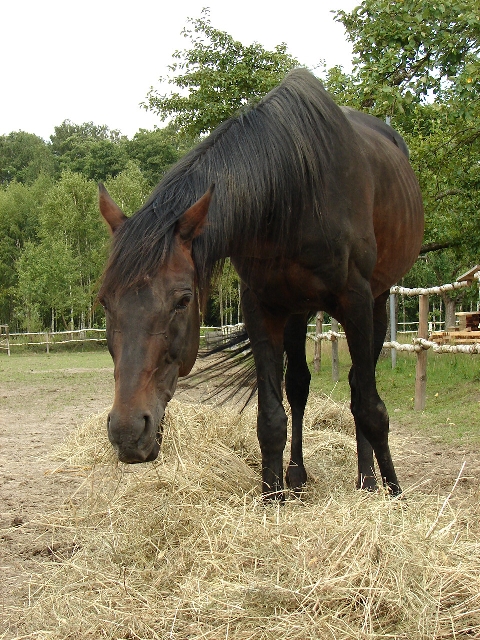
top-left (308, 270), bottom-right (480, 411)
top-left (2, 272), bottom-right (479, 410)
top-left (0, 324), bottom-right (247, 355)
top-left (0, 327), bottom-right (107, 354)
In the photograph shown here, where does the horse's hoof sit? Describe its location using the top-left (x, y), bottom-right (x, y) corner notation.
top-left (357, 475), bottom-right (378, 492)
top-left (285, 463), bottom-right (307, 492)
top-left (386, 482), bottom-right (402, 497)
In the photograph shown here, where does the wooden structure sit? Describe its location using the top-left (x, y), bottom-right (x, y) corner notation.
top-left (456, 265), bottom-right (480, 284)
top-left (429, 265), bottom-right (480, 347)
top-left (430, 311), bottom-right (480, 345)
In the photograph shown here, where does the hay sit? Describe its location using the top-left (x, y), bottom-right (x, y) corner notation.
top-left (12, 397), bottom-right (480, 639)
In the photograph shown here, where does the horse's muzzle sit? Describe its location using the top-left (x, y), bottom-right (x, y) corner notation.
top-left (107, 409), bottom-right (162, 463)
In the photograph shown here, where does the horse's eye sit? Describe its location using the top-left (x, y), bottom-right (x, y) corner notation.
top-left (175, 296), bottom-right (191, 311)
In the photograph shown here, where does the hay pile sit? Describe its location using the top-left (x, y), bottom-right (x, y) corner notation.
top-left (17, 396), bottom-right (480, 639)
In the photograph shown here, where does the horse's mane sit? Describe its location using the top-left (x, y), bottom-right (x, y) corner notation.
top-left (100, 69), bottom-right (344, 299)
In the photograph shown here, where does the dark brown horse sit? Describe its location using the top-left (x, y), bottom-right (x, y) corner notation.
top-left (98, 69), bottom-right (424, 498)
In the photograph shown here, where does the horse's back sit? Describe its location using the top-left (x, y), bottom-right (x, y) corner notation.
top-left (341, 107), bottom-right (410, 158)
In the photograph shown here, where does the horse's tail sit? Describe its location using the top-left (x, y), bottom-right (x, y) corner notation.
top-left (179, 327), bottom-right (257, 407)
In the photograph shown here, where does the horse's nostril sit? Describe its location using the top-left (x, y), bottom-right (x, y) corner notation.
top-left (138, 413), bottom-right (154, 446)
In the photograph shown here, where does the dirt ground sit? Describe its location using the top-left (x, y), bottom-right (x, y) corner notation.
top-left (1, 358), bottom-right (479, 637)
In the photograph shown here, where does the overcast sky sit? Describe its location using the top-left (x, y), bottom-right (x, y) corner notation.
top-left (1, 0), bottom-right (359, 140)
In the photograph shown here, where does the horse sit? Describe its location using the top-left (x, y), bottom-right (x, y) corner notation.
top-left (98, 69), bottom-right (424, 498)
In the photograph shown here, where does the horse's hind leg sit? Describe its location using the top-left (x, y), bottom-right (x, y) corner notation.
top-left (349, 290), bottom-right (390, 491)
top-left (349, 366), bottom-right (376, 490)
top-left (241, 285), bottom-right (288, 498)
top-left (339, 278), bottom-right (400, 495)
top-left (284, 313), bottom-right (310, 491)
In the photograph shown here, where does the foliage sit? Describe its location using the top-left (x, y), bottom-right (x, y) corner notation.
top-left (16, 239), bottom-right (80, 332)
top-left (0, 175), bottom-right (52, 323)
top-left (49, 120), bottom-right (130, 182)
top-left (103, 162), bottom-right (151, 215)
top-left (335, 0), bottom-right (479, 116)
top-left (126, 125), bottom-right (193, 186)
top-left (0, 131), bottom-right (55, 185)
top-left (143, 9), bottom-right (300, 137)
top-left (330, 0), bottom-right (480, 290)
top-left (14, 172), bottom-right (108, 330)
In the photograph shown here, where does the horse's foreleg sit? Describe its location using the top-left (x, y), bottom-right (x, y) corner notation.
top-left (284, 313), bottom-right (310, 491)
top-left (241, 286), bottom-right (288, 498)
top-left (339, 278), bottom-right (401, 495)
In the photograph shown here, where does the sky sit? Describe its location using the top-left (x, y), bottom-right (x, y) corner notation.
top-left (1, 0), bottom-right (359, 141)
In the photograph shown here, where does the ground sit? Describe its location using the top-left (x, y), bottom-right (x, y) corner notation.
top-left (1, 351), bottom-right (479, 635)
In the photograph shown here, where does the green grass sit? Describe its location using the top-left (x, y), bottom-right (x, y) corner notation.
top-left (0, 349), bottom-right (113, 385)
top-left (308, 340), bottom-right (480, 445)
top-left (0, 349), bottom-right (114, 420)
top-left (2, 343), bottom-right (480, 446)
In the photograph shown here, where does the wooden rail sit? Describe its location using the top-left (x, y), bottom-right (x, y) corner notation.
top-left (309, 271), bottom-right (480, 411)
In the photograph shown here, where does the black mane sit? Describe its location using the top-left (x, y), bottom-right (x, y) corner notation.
top-left (101, 69), bottom-right (344, 297)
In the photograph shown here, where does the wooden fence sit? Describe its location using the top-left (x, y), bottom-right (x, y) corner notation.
top-left (0, 328), bottom-right (107, 353)
top-left (3, 272), bottom-right (479, 410)
top-left (0, 324), bottom-right (247, 354)
top-left (309, 271), bottom-right (480, 411)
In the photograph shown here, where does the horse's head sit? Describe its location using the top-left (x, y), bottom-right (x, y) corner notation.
top-left (98, 185), bottom-right (212, 463)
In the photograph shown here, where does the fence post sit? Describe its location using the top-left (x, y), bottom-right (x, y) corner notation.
top-left (331, 318), bottom-right (339, 382)
top-left (389, 293), bottom-right (397, 369)
top-left (46, 331), bottom-right (50, 354)
top-left (414, 294), bottom-right (429, 411)
top-left (314, 311), bottom-right (323, 373)
top-left (5, 325), bottom-right (10, 356)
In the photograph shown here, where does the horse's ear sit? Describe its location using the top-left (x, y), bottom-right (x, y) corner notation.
top-left (98, 183), bottom-right (127, 234)
top-left (176, 185), bottom-right (215, 245)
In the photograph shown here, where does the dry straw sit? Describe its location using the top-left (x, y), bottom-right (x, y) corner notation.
top-left (9, 395), bottom-right (480, 639)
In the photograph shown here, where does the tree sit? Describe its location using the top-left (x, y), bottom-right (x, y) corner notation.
top-left (16, 239), bottom-right (81, 332)
top-left (335, 0), bottom-right (479, 116)
top-left (50, 120), bottom-right (130, 181)
top-left (11, 165), bottom-right (159, 331)
top-left (209, 259), bottom-right (241, 326)
top-left (0, 132), bottom-right (55, 185)
top-left (143, 9), bottom-right (300, 137)
top-left (0, 175), bottom-right (52, 324)
top-left (14, 171), bottom-right (108, 330)
top-left (126, 125), bottom-right (193, 186)
top-left (50, 120), bottom-right (124, 153)
top-left (331, 0), bottom-right (480, 293)
top-left (104, 162), bottom-right (151, 215)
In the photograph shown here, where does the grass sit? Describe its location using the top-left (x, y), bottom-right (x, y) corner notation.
top-left (2, 338), bottom-right (480, 445)
top-left (308, 339), bottom-right (480, 445)
top-left (0, 349), bottom-right (114, 420)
